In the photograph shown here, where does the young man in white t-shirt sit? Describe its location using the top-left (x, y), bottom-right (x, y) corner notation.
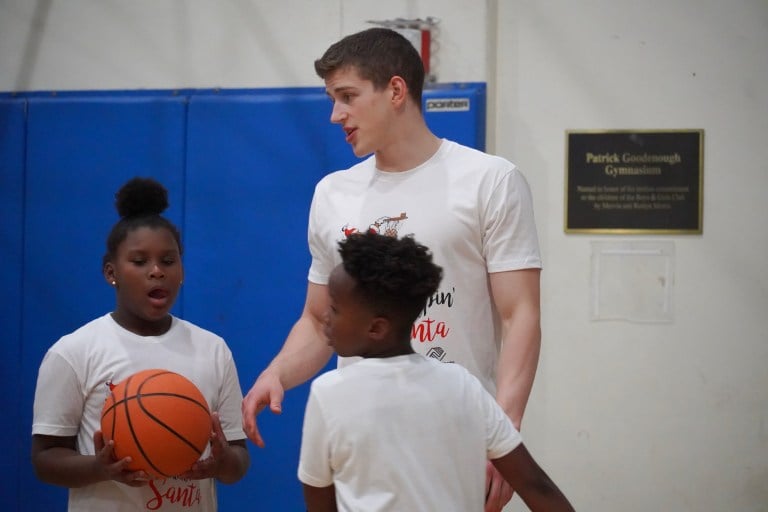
top-left (243, 27), bottom-right (542, 511)
top-left (298, 232), bottom-right (572, 512)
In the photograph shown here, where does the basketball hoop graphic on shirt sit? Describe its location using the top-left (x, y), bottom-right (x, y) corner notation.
top-left (368, 212), bottom-right (408, 237)
top-left (342, 213), bottom-right (408, 238)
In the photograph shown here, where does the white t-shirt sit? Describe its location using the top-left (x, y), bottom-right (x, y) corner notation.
top-left (298, 354), bottom-right (522, 511)
top-left (307, 139), bottom-right (541, 393)
top-left (32, 314), bottom-right (246, 512)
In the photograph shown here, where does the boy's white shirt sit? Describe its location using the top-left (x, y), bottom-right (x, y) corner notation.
top-left (298, 353), bottom-right (522, 511)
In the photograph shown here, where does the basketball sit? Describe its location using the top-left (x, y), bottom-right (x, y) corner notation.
top-left (100, 368), bottom-right (212, 479)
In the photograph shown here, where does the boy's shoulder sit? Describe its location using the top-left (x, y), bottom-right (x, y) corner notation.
top-left (312, 355), bottom-right (477, 390)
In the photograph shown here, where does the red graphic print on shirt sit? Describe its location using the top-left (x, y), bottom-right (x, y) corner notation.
top-left (340, 212), bottom-right (410, 238)
top-left (145, 479), bottom-right (203, 509)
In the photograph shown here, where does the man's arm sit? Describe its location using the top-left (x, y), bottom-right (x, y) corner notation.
top-left (242, 281), bottom-right (334, 447)
top-left (484, 268), bottom-right (541, 512)
top-left (489, 268), bottom-right (542, 429)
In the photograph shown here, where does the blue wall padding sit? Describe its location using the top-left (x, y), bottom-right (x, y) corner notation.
top-left (0, 84), bottom-right (485, 511)
top-left (0, 98), bottom-right (26, 506)
top-left (423, 83), bottom-right (486, 148)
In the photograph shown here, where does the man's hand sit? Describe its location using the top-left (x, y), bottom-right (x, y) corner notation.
top-left (241, 370), bottom-right (284, 447)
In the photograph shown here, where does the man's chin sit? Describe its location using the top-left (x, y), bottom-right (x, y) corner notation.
top-left (351, 146), bottom-right (373, 158)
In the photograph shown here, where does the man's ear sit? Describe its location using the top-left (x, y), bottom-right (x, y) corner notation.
top-left (389, 76), bottom-right (408, 107)
top-left (369, 316), bottom-right (391, 341)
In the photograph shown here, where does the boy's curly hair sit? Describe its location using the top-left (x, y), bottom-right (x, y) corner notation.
top-left (338, 232), bottom-right (442, 332)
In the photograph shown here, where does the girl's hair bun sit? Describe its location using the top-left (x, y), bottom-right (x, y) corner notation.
top-left (115, 177), bottom-right (169, 218)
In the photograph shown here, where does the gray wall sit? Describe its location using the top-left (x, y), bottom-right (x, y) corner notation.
top-left (3, 1), bottom-right (766, 510)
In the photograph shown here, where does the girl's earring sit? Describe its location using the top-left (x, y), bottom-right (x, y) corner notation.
top-left (111, 281), bottom-right (116, 286)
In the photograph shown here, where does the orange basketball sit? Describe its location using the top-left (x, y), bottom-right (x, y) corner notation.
top-left (100, 368), bottom-right (211, 479)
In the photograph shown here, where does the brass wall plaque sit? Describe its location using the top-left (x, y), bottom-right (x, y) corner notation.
top-left (565, 130), bottom-right (703, 234)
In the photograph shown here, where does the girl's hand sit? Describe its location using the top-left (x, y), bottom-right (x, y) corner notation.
top-left (93, 430), bottom-right (150, 487)
top-left (177, 412), bottom-right (229, 480)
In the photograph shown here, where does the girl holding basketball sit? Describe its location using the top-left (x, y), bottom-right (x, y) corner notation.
top-left (31, 177), bottom-right (250, 511)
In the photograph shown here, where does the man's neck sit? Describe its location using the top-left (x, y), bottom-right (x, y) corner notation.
top-left (374, 122), bottom-right (442, 172)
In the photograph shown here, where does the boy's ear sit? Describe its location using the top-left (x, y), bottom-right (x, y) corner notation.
top-left (368, 316), bottom-right (391, 341)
